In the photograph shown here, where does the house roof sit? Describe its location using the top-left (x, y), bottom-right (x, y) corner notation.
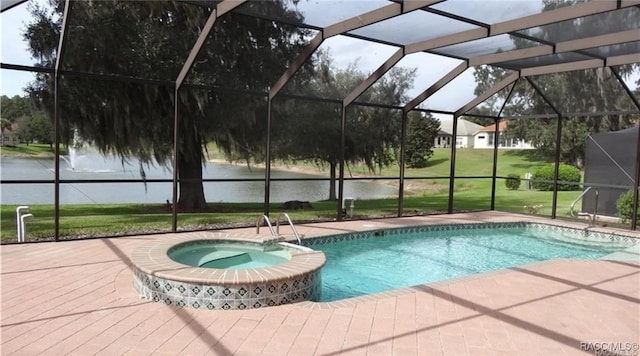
top-left (439, 118), bottom-right (484, 136)
top-left (477, 120), bottom-right (509, 133)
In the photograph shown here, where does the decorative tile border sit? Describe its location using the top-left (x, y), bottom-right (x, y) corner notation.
top-left (131, 235), bottom-right (325, 310)
top-left (525, 223), bottom-right (638, 244)
top-left (301, 221), bottom-right (638, 247)
top-left (133, 266), bottom-right (321, 310)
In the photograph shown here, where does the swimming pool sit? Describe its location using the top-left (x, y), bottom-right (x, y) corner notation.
top-left (303, 222), bottom-right (638, 302)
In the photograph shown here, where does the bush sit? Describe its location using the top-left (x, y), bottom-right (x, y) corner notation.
top-left (616, 189), bottom-right (639, 223)
top-left (531, 164), bottom-right (581, 191)
top-left (505, 174), bottom-right (521, 190)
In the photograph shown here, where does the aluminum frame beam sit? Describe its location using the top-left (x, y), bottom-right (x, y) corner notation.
top-left (456, 53), bottom-right (640, 117)
top-left (405, 0), bottom-right (636, 54)
top-left (526, 77), bottom-right (563, 117)
top-left (404, 61), bottom-right (468, 112)
top-left (175, 0), bottom-right (246, 89)
top-left (343, 48), bottom-right (404, 107)
top-left (268, 0), bottom-right (439, 100)
top-left (0, 0), bottom-right (25, 12)
top-left (52, 0), bottom-right (72, 241)
top-left (171, 0), bottom-right (246, 230)
top-left (455, 72), bottom-right (520, 117)
top-left (400, 24), bottom-right (633, 114)
top-left (468, 29), bottom-right (640, 67)
top-left (521, 53), bottom-right (640, 77)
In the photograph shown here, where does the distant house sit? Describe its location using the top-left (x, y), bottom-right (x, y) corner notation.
top-left (1, 123), bottom-right (19, 146)
top-left (473, 121), bottom-right (533, 149)
top-left (434, 130), bottom-right (452, 148)
top-left (437, 118), bottom-right (484, 148)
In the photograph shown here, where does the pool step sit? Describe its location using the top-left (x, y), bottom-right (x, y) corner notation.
top-left (199, 252), bottom-right (252, 268)
top-left (198, 251), bottom-right (250, 267)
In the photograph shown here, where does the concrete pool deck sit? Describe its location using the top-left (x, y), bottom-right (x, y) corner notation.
top-left (1, 211), bottom-right (639, 355)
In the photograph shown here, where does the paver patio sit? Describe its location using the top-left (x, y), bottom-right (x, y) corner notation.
top-left (1, 212), bottom-right (639, 355)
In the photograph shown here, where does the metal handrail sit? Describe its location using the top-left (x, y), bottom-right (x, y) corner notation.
top-left (570, 187), bottom-right (599, 226)
top-left (276, 213), bottom-right (301, 245)
top-left (256, 215), bottom-right (276, 237)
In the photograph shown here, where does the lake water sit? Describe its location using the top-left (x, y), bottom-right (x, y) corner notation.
top-left (0, 155), bottom-right (398, 205)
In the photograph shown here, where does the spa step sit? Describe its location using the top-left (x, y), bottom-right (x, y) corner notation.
top-left (199, 252), bottom-right (251, 268)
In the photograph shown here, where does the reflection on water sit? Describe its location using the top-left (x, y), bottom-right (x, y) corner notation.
top-left (0, 156), bottom-right (398, 204)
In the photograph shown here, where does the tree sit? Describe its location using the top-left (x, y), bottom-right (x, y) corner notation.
top-left (471, 0), bottom-right (639, 167)
top-left (271, 54), bottom-right (416, 200)
top-left (24, 0), bottom-right (309, 211)
top-left (0, 94), bottom-right (54, 145)
top-left (15, 110), bottom-right (54, 146)
top-left (1, 95), bottom-right (31, 121)
top-left (405, 112), bottom-right (440, 168)
top-left (0, 118), bottom-right (11, 146)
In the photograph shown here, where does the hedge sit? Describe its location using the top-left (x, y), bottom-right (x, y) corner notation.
top-left (531, 164), bottom-right (581, 191)
top-left (505, 174), bottom-right (521, 190)
top-left (616, 189), bottom-right (639, 223)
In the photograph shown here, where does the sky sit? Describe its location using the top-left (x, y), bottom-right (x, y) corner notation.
top-left (1, 1), bottom-right (38, 97)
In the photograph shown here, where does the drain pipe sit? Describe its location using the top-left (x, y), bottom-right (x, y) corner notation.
top-left (19, 214), bottom-right (34, 243)
top-left (16, 206), bottom-right (30, 242)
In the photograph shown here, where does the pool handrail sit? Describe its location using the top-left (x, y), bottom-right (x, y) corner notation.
top-left (256, 215), bottom-right (276, 237)
top-left (276, 213), bottom-right (301, 245)
top-left (570, 186), bottom-right (598, 226)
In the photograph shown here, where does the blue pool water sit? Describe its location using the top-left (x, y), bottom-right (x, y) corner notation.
top-left (168, 241), bottom-right (291, 269)
top-left (309, 224), bottom-right (636, 302)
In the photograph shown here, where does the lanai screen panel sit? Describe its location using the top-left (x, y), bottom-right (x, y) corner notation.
top-left (517, 6), bottom-right (640, 43)
top-left (430, 0), bottom-right (576, 24)
top-left (584, 41), bottom-right (640, 59)
top-left (524, 67), bottom-right (639, 115)
top-left (182, 19), bottom-right (318, 93)
top-left (348, 9), bottom-right (480, 46)
top-left (237, 0), bottom-right (391, 28)
top-left (499, 79), bottom-right (559, 118)
top-left (431, 35), bottom-right (541, 59)
top-left (277, 35), bottom-right (400, 100)
top-left (60, 1), bottom-right (211, 80)
top-left (418, 66), bottom-right (496, 112)
top-left (466, 82), bottom-right (517, 117)
top-left (583, 126), bottom-right (638, 217)
top-left (357, 52), bottom-right (461, 106)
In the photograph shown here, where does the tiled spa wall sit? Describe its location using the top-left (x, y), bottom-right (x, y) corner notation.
top-left (133, 267), bottom-right (322, 310)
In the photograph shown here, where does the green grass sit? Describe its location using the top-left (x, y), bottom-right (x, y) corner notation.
top-left (0, 143), bottom-right (66, 157)
top-left (1, 148), bottom-right (598, 242)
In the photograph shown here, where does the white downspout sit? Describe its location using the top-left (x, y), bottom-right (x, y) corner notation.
top-left (15, 206), bottom-right (30, 242)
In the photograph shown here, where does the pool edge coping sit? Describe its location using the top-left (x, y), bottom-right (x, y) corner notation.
top-left (131, 231), bottom-right (326, 286)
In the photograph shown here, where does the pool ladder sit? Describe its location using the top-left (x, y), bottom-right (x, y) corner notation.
top-left (570, 187), bottom-right (598, 226)
top-left (256, 213), bottom-right (301, 244)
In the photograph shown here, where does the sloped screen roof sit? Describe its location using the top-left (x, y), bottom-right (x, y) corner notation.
top-left (1, 0), bottom-right (639, 117)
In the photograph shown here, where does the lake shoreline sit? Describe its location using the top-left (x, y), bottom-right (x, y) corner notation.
top-left (207, 158), bottom-right (330, 177)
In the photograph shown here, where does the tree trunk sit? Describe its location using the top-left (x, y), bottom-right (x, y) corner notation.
top-left (328, 161), bottom-right (337, 201)
top-left (177, 140), bottom-right (207, 212)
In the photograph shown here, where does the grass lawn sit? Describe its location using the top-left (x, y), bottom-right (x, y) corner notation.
top-left (1, 147), bottom-right (599, 242)
top-left (1, 143), bottom-right (68, 157)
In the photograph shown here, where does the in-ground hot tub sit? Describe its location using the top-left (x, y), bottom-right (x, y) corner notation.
top-left (131, 233), bottom-right (325, 310)
top-left (168, 240), bottom-right (291, 269)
